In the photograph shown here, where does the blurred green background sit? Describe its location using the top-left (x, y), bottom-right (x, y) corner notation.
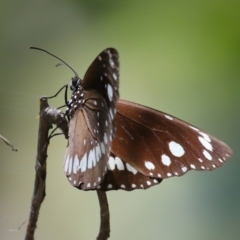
top-left (1, 1), bottom-right (240, 239)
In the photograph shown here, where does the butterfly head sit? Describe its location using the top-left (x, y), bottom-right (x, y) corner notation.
top-left (70, 76), bottom-right (82, 92)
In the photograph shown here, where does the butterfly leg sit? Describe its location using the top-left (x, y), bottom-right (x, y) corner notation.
top-left (47, 84), bottom-right (69, 106)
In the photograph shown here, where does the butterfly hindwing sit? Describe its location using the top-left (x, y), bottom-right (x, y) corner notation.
top-left (64, 92), bottom-right (111, 189)
top-left (96, 153), bottom-right (162, 191)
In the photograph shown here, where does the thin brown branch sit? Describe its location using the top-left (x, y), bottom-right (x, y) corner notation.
top-left (24, 97), bottom-right (68, 240)
top-left (96, 190), bottom-right (110, 240)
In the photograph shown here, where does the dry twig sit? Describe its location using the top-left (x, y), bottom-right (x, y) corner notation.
top-left (0, 134), bottom-right (18, 151)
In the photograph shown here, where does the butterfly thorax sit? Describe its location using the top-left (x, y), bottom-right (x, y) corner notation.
top-left (66, 77), bottom-right (84, 118)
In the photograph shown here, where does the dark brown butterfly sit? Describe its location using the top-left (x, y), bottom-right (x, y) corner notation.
top-left (63, 48), bottom-right (232, 191)
top-left (30, 47), bottom-right (232, 192)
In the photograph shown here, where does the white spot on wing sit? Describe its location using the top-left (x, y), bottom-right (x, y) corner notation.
top-left (79, 153), bottom-right (87, 172)
top-left (199, 132), bottom-right (211, 142)
top-left (100, 142), bottom-right (105, 154)
top-left (126, 163), bottom-right (138, 174)
top-left (95, 144), bottom-right (101, 162)
top-left (145, 161), bottom-right (155, 170)
top-left (107, 84), bottom-right (113, 102)
top-left (92, 148), bottom-right (97, 167)
top-left (218, 158), bottom-right (223, 163)
top-left (109, 108), bottom-right (114, 120)
top-left (161, 154), bottom-right (171, 166)
top-left (198, 136), bottom-right (213, 151)
top-left (64, 155), bottom-right (70, 173)
top-left (104, 133), bottom-right (108, 144)
top-left (182, 166), bottom-right (188, 172)
top-left (169, 141), bottom-right (185, 157)
top-left (108, 156), bottom-right (115, 170)
top-left (108, 156), bottom-right (124, 171)
top-left (73, 155), bottom-right (79, 174)
top-left (68, 156), bottom-right (73, 174)
top-left (203, 150), bottom-right (212, 160)
top-left (87, 149), bottom-right (95, 169)
top-left (115, 157), bottom-right (124, 170)
top-left (190, 164), bottom-right (196, 169)
top-left (190, 126), bottom-right (199, 132)
top-left (165, 115), bottom-right (173, 120)
top-left (109, 58), bottom-right (115, 68)
top-left (113, 73), bottom-right (117, 81)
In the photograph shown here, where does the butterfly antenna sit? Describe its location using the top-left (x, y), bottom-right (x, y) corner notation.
top-left (29, 47), bottom-right (78, 77)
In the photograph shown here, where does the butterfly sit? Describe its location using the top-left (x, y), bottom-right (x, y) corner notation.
top-left (30, 47), bottom-right (232, 191)
top-left (62, 48), bottom-right (232, 191)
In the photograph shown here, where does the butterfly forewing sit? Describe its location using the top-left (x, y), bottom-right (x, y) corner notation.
top-left (109, 100), bottom-right (232, 182)
top-left (64, 48), bottom-right (119, 190)
top-left (83, 48), bottom-right (119, 114)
